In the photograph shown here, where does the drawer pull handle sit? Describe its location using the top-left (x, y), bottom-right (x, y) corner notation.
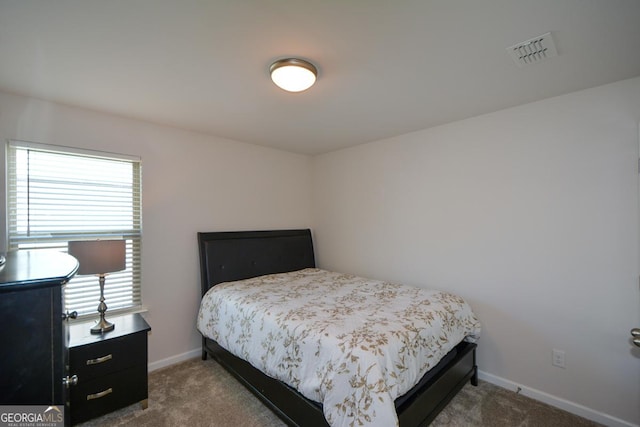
top-left (86, 354), bottom-right (113, 365)
top-left (87, 388), bottom-right (113, 401)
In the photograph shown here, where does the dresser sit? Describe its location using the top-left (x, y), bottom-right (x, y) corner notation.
top-left (69, 313), bottom-right (151, 425)
top-left (0, 250), bottom-right (79, 424)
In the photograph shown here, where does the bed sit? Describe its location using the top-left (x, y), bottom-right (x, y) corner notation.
top-left (197, 229), bottom-right (480, 426)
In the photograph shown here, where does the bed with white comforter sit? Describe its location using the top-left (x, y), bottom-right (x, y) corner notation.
top-left (197, 268), bottom-right (480, 427)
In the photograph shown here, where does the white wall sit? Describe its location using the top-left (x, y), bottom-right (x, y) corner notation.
top-left (0, 90), bottom-right (313, 367)
top-left (312, 77), bottom-right (640, 426)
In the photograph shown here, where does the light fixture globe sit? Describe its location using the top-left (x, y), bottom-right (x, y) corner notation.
top-left (270, 58), bottom-right (317, 92)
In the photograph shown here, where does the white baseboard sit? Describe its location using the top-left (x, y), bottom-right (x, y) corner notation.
top-left (478, 370), bottom-right (638, 427)
top-left (148, 348), bottom-right (201, 372)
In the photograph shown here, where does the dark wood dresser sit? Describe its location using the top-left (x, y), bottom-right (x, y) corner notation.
top-left (0, 250), bottom-right (79, 423)
top-left (69, 313), bottom-right (151, 425)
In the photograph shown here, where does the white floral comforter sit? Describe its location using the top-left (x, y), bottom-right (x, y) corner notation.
top-left (197, 268), bottom-right (481, 427)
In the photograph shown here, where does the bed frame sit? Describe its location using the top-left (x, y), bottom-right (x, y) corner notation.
top-left (198, 229), bottom-right (478, 426)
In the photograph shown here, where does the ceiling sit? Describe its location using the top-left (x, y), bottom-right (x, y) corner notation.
top-left (1, 1), bottom-right (639, 155)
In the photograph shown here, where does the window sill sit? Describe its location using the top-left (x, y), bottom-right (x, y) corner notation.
top-left (68, 305), bottom-right (148, 324)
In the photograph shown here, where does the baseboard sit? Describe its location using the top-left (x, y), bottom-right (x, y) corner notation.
top-left (478, 370), bottom-right (638, 427)
top-left (148, 348), bottom-right (201, 372)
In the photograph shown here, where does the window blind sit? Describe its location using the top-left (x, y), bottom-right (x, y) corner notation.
top-left (7, 141), bottom-right (142, 317)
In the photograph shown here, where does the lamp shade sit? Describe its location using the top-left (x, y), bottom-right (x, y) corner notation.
top-left (270, 58), bottom-right (317, 92)
top-left (68, 240), bottom-right (126, 275)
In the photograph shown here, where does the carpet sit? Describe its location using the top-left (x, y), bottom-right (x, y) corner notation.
top-left (78, 357), bottom-right (601, 427)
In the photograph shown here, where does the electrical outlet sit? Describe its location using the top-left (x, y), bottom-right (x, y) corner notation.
top-left (552, 349), bottom-right (566, 368)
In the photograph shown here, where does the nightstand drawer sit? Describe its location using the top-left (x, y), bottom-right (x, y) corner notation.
top-left (70, 331), bottom-right (147, 380)
top-left (70, 364), bottom-right (147, 425)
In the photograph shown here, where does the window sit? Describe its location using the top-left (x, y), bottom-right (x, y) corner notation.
top-left (7, 141), bottom-right (142, 317)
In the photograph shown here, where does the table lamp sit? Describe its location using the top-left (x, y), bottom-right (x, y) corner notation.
top-left (68, 240), bottom-right (126, 334)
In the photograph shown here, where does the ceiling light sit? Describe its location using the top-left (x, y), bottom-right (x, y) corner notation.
top-left (270, 58), bottom-right (317, 92)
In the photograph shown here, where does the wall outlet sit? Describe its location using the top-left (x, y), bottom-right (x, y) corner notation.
top-left (552, 349), bottom-right (566, 368)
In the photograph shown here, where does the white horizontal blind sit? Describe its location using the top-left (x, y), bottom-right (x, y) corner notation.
top-left (7, 141), bottom-right (142, 316)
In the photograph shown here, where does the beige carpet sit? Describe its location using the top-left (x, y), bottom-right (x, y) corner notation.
top-left (78, 358), bottom-right (601, 427)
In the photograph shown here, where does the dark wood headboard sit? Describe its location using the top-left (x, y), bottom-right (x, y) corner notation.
top-left (197, 229), bottom-right (316, 297)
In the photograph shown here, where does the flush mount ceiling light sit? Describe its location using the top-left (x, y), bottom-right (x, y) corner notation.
top-left (270, 58), bottom-right (317, 92)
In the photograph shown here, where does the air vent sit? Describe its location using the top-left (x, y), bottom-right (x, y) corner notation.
top-left (507, 32), bottom-right (558, 67)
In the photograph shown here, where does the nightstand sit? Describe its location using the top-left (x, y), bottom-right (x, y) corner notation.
top-left (69, 313), bottom-right (151, 425)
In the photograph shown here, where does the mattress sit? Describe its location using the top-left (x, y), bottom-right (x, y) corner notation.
top-left (197, 268), bottom-right (481, 427)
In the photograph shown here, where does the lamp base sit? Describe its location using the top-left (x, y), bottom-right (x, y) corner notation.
top-left (91, 317), bottom-right (115, 334)
top-left (90, 274), bottom-right (115, 334)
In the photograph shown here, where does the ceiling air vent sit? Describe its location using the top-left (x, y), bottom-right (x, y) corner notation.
top-left (507, 32), bottom-right (558, 67)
